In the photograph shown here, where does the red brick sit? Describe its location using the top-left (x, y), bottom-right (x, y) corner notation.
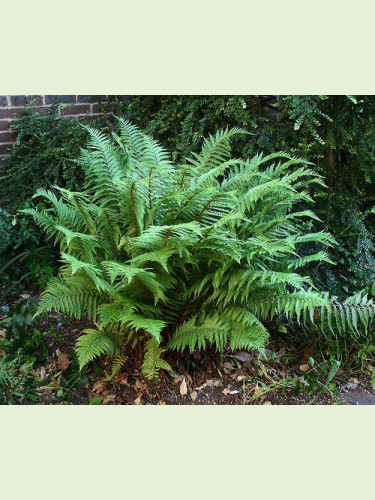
top-left (0, 107), bottom-right (50, 118)
top-left (10, 95), bottom-right (43, 106)
top-left (77, 114), bottom-right (102, 122)
top-left (0, 120), bottom-right (12, 131)
top-left (78, 95), bottom-right (107, 103)
top-left (93, 102), bottom-right (119, 113)
top-left (27, 106), bottom-right (51, 115)
top-left (0, 131), bottom-right (17, 142)
top-left (45, 95), bottom-right (76, 104)
top-left (0, 108), bottom-right (21, 119)
top-left (0, 144), bottom-right (13, 155)
top-left (61, 104), bottom-right (91, 116)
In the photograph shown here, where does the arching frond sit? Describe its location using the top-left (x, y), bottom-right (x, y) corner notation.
top-left (23, 120), bottom-right (375, 375)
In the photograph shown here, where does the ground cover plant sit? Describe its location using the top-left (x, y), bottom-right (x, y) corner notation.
top-left (23, 119), bottom-right (375, 380)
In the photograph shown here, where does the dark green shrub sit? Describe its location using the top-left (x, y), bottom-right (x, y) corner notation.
top-left (119, 96), bottom-right (375, 295)
top-left (0, 297), bottom-right (52, 404)
top-left (0, 107), bottom-right (91, 207)
top-left (0, 204), bottom-right (55, 291)
top-left (0, 355), bottom-right (39, 404)
top-left (0, 298), bottom-right (52, 363)
top-left (0, 108), bottom-right (104, 288)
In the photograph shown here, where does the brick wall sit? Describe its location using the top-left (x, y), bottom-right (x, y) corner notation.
top-left (0, 95), bottom-right (111, 167)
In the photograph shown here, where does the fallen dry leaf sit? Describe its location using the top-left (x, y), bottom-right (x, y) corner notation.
top-left (134, 379), bottom-right (143, 391)
top-left (206, 379), bottom-right (223, 388)
top-left (180, 378), bottom-right (188, 396)
top-left (58, 352), bottom-right (70, 371)
top-left (40, 366), bottom-right (46, 379)
top-left (134, 395), bottom-right (142, 405)
top-left (263, 401), bottom-right (272, 405)
top-left (231, 351), bottom-right (252, 363)
top-left (92, 380), bottom-right (107, 395)
top-left (349, 377), bottom-right (360, 384)
top-left (194, 382), bottom-right (208, 391)
top-left (0, 329), bottom-right (5, 338)
top-left (190, 391), bottom-right (198, 402)
top-left (37, 384), bottom-right (59, 392)
top-left (299, 364), bottom-right (310, 372)
top-left (114, 373), bottom-right (128, 385)
top-left (236, 375), bottom-right (247, 381)
top-left (103, 394), bottom-right (116, 404)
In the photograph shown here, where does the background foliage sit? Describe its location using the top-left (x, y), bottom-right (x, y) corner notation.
top-left (2, 95), bottom-right (375, 297)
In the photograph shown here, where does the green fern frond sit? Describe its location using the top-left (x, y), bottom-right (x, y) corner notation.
top-left (129, 249), bottom-right (175, 272)
top-left (141, 339), bottom-right (172, 379)
top-left (118, 314), bottom-right (166, 342)
top-left (104, 355), bottom-right (127, 381)
top-left (188, 128), bottom-right (248, 173)
top-left (23, 119), bottom-right (375, 378)
top-left (36, 276), bottom-right (100, 319)
top-left (229, 325), bottom-right (268, 350)
top-left (76, 329), bottom-right (118, 369)
top-left (168, 315), bottom-right (229, 352)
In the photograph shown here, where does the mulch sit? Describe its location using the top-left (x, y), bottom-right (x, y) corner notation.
top-left (1, 289), bottom-right (375, 405)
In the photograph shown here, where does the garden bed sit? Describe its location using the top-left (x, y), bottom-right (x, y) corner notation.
top-left (1, 290), bottom-right (374, 405)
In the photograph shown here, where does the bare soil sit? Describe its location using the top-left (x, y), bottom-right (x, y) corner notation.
top-left (2, 290), bottom-right (375, 405)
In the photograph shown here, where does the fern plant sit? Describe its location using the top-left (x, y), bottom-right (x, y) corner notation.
top-left (23, 119), bottom-right (375, 378)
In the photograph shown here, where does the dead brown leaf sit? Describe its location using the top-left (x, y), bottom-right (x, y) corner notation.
top-left (190, 391), bottom-right (198, 402)
top-left (37, 382), bottom-right (60, 392)
top-left (206, 379), bottom-right (223, 388)
top-left (299, 364), bottom-right (310, 372)
top-left (92, 380), bottom-right (107, 395)
top-left (263, 401), bottom-right (272, 405)
top-left (231, 351), bottom-right (252, 363)
top-left (180, 378), bottom-right (188, 396)
top-left (103, 395), bottom-right (116, 404)
top-left (349, 377), bottom-right (360, 384)
top-left (114, 373), bottom-right (128, 385)
top-left (194, 382), bottom-right (208, 391)
top-left (134, 395), bottom-right (142, 405)
top-left (134, 379), bottom-right (143, 391)
top-left (58, 352), bottom-right (70, 372)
